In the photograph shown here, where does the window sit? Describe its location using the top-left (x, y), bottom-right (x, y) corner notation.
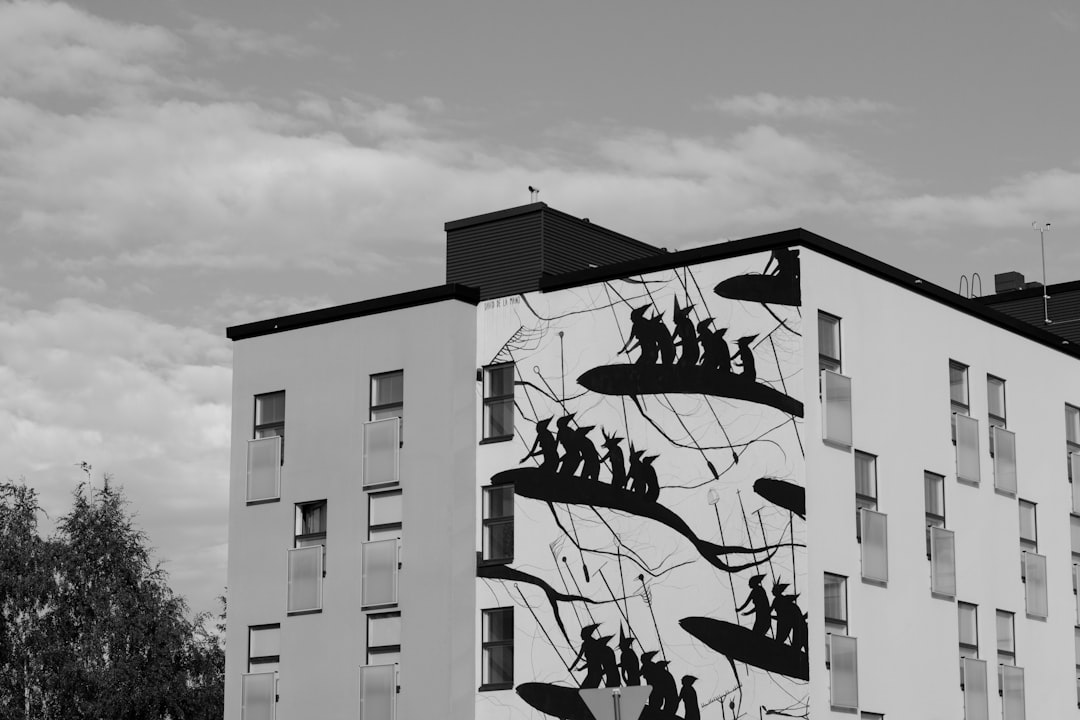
top-left (1023, 552), bottom-right (1048, 618)
top-left (370, 371), bottom-right (403, 440)
top-left (363, 418), bottom-right (400, 489)
top-left (930, 526), bottom-right (957, 598)
top-left (860, 509), bottom-right (888, 583)
top-left (1074, 627), bottom-right (1080, 708)
top-left (482, 364), bottom-right (515, 441)
top-left (255, 391), bottom-right (286, 461)
top-left (824, 573), bottom-right (848, 661)
top-left (950, 362), bottom-right (969, 415)
top-left (241, 671), bottom-right (277, 720)
top-left (1018, 500), bottom-right (1037, 554)
top-left (368, 491), bottom-right (402, 541)
top-left (367, 612), bottom-right (401, 665)
top-left (829, 634), bottom-right (858, 711)
top-left (247, 436), bottom-right (282, 504)
top-left (860, 714), bottom-right (884, 720)
top-left (996, 610), bottom-right (1015, 665)
top-left (481, 608), bottom-right (514, 690)
top-left (987, 376), bottom-right (1006, 428)
top-left (295, 501), bottom-right (326, 547)
top-left (961, 657), bottom-right (989, 720)
top-left (925, 471), bottom-right (946, 556)
top-left (854, 451), bottom-right (877, 538)
top-left (361, 539), bottom-right (400, 608)
top-left (1072, 515), bottom-right (1080, 561)
top-left (358, 664), bottom-right (397, 720)
top-left (286, 545), bottom-right (322, 614)
top-left (999, 665), bottom-right (1025, 720)
top-left (954, 413), bottom-right (981, 484)
top-left (1068, 405), bottom-right (1080, 482)
top-left (818, 312), bottom-right (842, 373)
top-left (958, 602), bottom-right (978, 659)
top-left (822, 369), bottom-right (853, 448)
top-left (1074, 564), bottom-right (1080, 627)
top-left (992, 424), bottom-right (1017, 495)
top-left (482, 485), bottom-right (513, 563)
top-left (248, 624), bottom-right (280, 673)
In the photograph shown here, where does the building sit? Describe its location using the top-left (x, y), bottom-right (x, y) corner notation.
top-left (224, 202), bottom-right (1080, 720)
top-left (980, 271), bottom-right (1080, 346)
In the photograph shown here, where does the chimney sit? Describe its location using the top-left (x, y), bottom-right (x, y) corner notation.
top-left (995, 271), bottom-right (1026, 294)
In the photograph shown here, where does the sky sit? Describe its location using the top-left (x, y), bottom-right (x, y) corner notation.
top-left (2, 0), bottom-right (1079, 615)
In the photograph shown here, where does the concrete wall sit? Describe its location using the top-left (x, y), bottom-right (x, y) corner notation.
top-left (224, 299), bottom-right (477, 720)
top-left (802, 247), bottom-right (1080, 718)
top-left (474, 251), bottom-right (808, 719)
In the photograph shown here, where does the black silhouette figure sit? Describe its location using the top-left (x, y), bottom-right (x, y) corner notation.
top-left (736, 573), bottom-right (771, 635)
top-left (618, 627), bottom-right (640, 685)
top-left (520, 417), bottom-right (558, 469)
top-left (600, 430), bottom-right (627, 490)
top-left (734, 335), bottom-right (758, 382)
top-left (679, 676), bottom-right (700, 720)
top-left (555, 414), bottom-right (581, 477)
top-left (577, 426), bottom-right (601, 483)
top-left (698, 320), bottom-right (732, 373)
top-left (620, 305), bottom-right (660, 365)
top-left (571, 624), bottom-right (608, 689)
top-left (598, 634), bottom-right (620, 688)
top-left (650, 312), bottom-right (676, 365)
top-left (628, 450), bottom-right (660, 501)
top-left (641, 652), bottom-right (678, 712)
top-left (772, 583), bottom-right (808, 653)
top-left (765, 246), bottom-right (796, 279)
top-left (673, 299), bottom-right (698, 366)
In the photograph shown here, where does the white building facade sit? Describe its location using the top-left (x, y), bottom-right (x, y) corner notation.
top-left (225, 205), bottom-right (1080, 720)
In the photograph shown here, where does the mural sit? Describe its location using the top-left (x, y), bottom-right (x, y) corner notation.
top-left (477, 249), bottom-right (806, 720)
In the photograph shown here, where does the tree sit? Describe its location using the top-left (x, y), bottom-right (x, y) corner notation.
top-left (0, 476), bottom-right (224, 720)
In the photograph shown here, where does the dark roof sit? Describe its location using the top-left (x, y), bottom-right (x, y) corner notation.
top-left (980, 280), bottom-right (1080, 346)
top-left (226, 284), bottom-right (480, 341)
top-left (539, 227), bottom-right (1080, 361)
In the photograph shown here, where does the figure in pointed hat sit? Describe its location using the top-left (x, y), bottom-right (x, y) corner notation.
top-left (555, 414), bottom-right (581, 477)
top-left (570, 624), bottom-right (607, 689)
top-left (649, 310), bottom-right (676, 365)
top-left (520, 417), bottom-right (558, 470)
top-left (618, 626), bottom-right (640, 685)
top-left (641, 455), bottom-right (660, 503)
top-left (627, 448), bottom-right (648, 497)
top-left (735, 573), bottom-right (772, 636)
top-left (734, 334), bottom-right (758, 382)
top-left (600, 429), bottom-right (628, 491)
top-left (577, 425), bottom-right (601, 483)
top-left (673, 298), bottom-right (699, 366)
top-left (772, 580), bottom-right (807, 652)
top-left (619, 305), bottom-right (660, 365)
top-left (679, 676), bottom-right (700, 720)
top-left (641, 652), bottom-right (678, 711)
top-left (698, 319), bottom-right (732, 373)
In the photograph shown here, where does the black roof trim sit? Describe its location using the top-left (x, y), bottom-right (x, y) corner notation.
top-left (445, 202), bottom-right (547, 231)
top-left (981, 279), bottom-right (1080, 304)
top-left (226, 283), bottom-right (480, 341)
top-left (539, 227), bottom-right (1080, 361)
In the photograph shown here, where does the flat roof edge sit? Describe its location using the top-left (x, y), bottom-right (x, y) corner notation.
top-left (444, 202), bottom-right (547, 231)
top-left (226, 283), bottom-right (480, 341)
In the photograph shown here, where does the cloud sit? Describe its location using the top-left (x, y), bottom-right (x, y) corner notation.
top-left (186, 15), bottom-right (316, 59)
top-left (711, 93), bottom-right (895, 122)
top-left (0, 299), bottom-right (230, 612)
top-left (0, 1), bottom-right (181, 97)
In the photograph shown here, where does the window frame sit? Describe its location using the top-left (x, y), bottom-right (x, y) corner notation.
top-left (996, 610), bottom-right (1015, 666)
top-left (294, 500), bottom-right (327, 547)
top-left (1068, 404), bottom-right (1080, 482)
top-left (481, 484), bottom-right (514, 565)
top-left (986, 375), bottom-right (1006, 428)
top-left (1018, 499), bottom-right (1037, 554)
top-left (368, 490), bottom-right (403, 541)
top-left (254, 390), bottom-right (286, 464)
top-left (481, 363), bottom-right (515, 443)
top-left (950, 361), bottom-right (969, 416)
top-left (925, 471), bottom-right (946, 558)
top-left (958, 602), bottom-right (979, 659)
top-left (818, 311), bottom-right (842, 373)
top-left (366, 611), bottom-right (402, 666)
top-left (854, 451), bottom-right (878, 541)
top-left (480, 607), bottom-right (514, 691)
top-left (370, 370), bottom-right (404, 444)
top-left (248, 623), bottom-right (281, 673)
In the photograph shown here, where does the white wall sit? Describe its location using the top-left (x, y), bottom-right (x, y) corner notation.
top-left (224, 299), bottom-right (477, 720)
top-left (802, 248), bottom-right (1080, 719)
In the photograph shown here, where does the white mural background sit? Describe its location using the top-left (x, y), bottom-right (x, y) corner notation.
top-left (476, 250), bottom-right (806, 720)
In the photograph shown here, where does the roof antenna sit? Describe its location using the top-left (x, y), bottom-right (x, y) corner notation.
top-left (1033, 221), bottom-right (1052, 324)
top-left (528, 185), bottom-right (540, 203)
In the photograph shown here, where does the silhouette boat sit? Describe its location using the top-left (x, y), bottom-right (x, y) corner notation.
top-left (577, 364), bottom-right (803, 417)
top-left (679, 617), bottom-right (808, 681)
top-left (753, 477), bottom-right (805, 519)
top-left (713, 273), bottom-right (800, 306)
top-left (491, 467), bottom-right (787, 574)
top-left (517, 682), bottom-right (685, 720)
